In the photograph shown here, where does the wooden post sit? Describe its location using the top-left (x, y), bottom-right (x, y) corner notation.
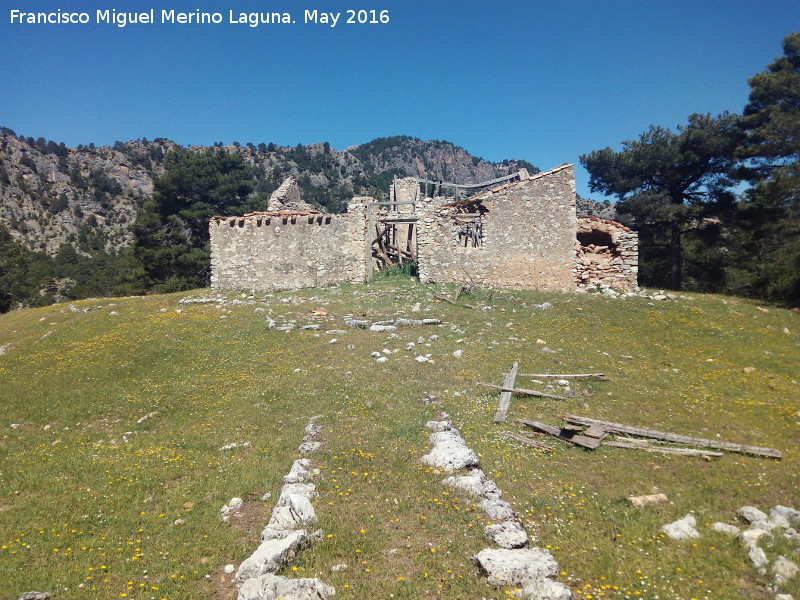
top-left (493, 361), bottom-right (519, 423)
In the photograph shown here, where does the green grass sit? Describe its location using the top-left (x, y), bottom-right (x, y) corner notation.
top-left (0, 280), bottom-right (798, 600)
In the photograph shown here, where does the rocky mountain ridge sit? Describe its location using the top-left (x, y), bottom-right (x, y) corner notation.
top-left (0, 129), bottom-right (538, 257)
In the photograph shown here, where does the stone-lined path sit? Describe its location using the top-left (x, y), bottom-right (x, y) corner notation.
top-left (422, 418), bottom-right (573, 600)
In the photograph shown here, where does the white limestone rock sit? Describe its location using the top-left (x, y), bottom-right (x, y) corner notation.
top-left (369, 324), bottom-right (396, 332)
top-left (425, 420), bottom-right (454, 432)
top-left (298, 441), bottom-right (321, 455)
top-left (772, 505), bottom-right (800, 528)
top-left (262, 494), bottom-right (316, 539)
top-left (221, 497), bottom-right (245, 522)
top-left (711, 522), bottom-right (740, 536)
top-left (484, 520), bottom-right (529, 549)
top-left (749, 544), bottom-right (769, 571)
top-left (284, 459), bottom-right (313, 484)
top-left (520, 578), bottom-right (573, 600)
top-left (236, 529), bottom-right (309, 583)
top-left (279, 483), bottom-right (318, 501)
top-left (420, 430), bottom-right (479, 472)
top-left (773, 556), bottom-right (799, 585)
top-left (474, 547), bottom-right (558, 586)
top-left (479, 498), bottom-right (517, 523)
top-left (739, 506), bottom-right (769, 524)
top-left (238, 573), bottom-right (335, 600)
top-left (662, 514), bottom-right (700, 541)
top-left (740, 527), bottom-right (773, 547)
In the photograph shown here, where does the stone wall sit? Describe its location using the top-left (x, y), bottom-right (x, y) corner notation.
top-left (209, 200), bottom-right (368, 292)
top-left (416, 164), bottom-right (578, 292)
top-left (574, 217), bottom-right (638, 292)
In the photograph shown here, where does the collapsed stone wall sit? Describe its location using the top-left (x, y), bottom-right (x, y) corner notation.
top-left (574, 217), bottom-right (638, 292)
top-left (209, 200), bottom-right (368, 292)
top-left (416, 164), bottom-right (578, 292)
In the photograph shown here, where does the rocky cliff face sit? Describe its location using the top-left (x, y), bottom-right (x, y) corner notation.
top-left (0, 129), bottom-right (537, 256)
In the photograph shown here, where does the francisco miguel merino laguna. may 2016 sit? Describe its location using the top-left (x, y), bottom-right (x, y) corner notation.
top-left (9, 9), bottom-right (295, 28)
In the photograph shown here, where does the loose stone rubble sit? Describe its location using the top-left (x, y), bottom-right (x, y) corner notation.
top-left (665, 503), bottom-right (800, 597)
top-left (422, 419), bottom-right (572, 599)
top-left (236, 416), bottom-right (334, 600)
top-left (662, 514), bottom-right (700, 541)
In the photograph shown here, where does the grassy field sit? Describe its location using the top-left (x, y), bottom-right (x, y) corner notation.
top-left (0, 278), bottom-right (798, 600)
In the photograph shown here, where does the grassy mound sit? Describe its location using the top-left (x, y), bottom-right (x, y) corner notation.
top-left (1, 279), bottom-right (798, 600)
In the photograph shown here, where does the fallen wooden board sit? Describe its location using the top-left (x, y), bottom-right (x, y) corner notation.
top-left (561, 415), bottom-right (781, 459)
top-left (515, 419), bottom-right (602, 450)
top-left (506, 432), bottom-right (554, 452)
top-left (480, 382), bottom-right (569, 401)
top-left (604, 440), bottom-right (723, 457)
top-left (493, 361), bottom-right (519, 423)
top-left (583, 424), bottom-right (609, 440)
top-left (434, 295), bottom-right (477, 310)
top-left (519, 373), bottom-right (610, 381)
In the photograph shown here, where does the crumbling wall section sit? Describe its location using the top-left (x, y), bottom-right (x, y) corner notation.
top-left (416, 164), bottom-right (577, 292)
top-left (210, 200), bottom-right (368, 292)
top-left (574, 217), bottom-right (638, 292)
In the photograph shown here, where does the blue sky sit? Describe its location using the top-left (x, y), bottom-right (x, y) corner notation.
top-left (1, 0), bottom-right (798, 199)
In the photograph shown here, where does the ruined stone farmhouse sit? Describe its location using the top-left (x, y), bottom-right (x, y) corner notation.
top-left (209, 164), bottom-right (638, 293)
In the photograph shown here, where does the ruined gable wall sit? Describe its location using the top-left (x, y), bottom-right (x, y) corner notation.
top-left (209, 202), bottom-right (367, 292)
top-left (574, 217), bottom-right (638, 292)
top-left (416, 165), bottom-right (577, 291)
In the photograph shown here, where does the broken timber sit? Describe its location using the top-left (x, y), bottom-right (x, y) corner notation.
top-left (480, 382), bottom-right (569, 401)
top-left (561, 415), bottom-right (782, 460)
top-left (514, 419), bottom-right (603, 450)
top-left (492, 361), bottom-right (519, 423)
top-left (518, 373), bottom-right (609, 381)
top-left (604, 439), bottom-right (723, 457)
top-left (434, 295), bottom-right (477, 310)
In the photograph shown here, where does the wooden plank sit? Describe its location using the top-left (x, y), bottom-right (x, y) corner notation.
top-left (493, 361), bottom-right (519, 423)
top-left (519, 373), bottom-right (610, 381)
top-left (506, 432), bottom-right (554, 453)
top-left (604, 440), bottom-right (723, 457)
top-left (583, 424), bottom-right (609, 439)
top-left (561, 415), bottom-right (781, 459)
top-left (479, 382), bottom-right (569, 401)
top-left (514, 419), bottom-right (600, 450)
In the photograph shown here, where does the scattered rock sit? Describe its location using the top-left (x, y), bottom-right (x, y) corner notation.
top-left (628, 493), bottom-right (669, 508)
top-left (662, 514), bottom-right (700, 541)
top-left (740, 528), bottom-right (773, 547)
top-left (772, 505), bottom-right (800, 528)
top-left (519, 578), bottom-right (573, 600)
top-left (220, 441), bottom-right (252, 451)
top-left (344, 319), bottom-right (369, 329)
top-left (711, 522), bottom-right (741, 536)
top-left (452, 349), bottom-right (463, 358)
top-left (773, 556), bottom-right (799, 585)
top-left (749, 544), bottom-right (769, 570)
top-left (743, 366), bottom-right (757, 374)
top-left (17, 593), bottom-right (50, 600)
top-left (221, 497), bottom-right (245, 522)
top-left (415, 355), bottom-right (430, 363)
top-left (369, 324), bottom-right (396, 333)
top-left (532, 302), bottom-right (552, 311)
top-left (330, 563), bottom-right (348, 572)
top-left (739, 505), bottom-right (770, 524)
